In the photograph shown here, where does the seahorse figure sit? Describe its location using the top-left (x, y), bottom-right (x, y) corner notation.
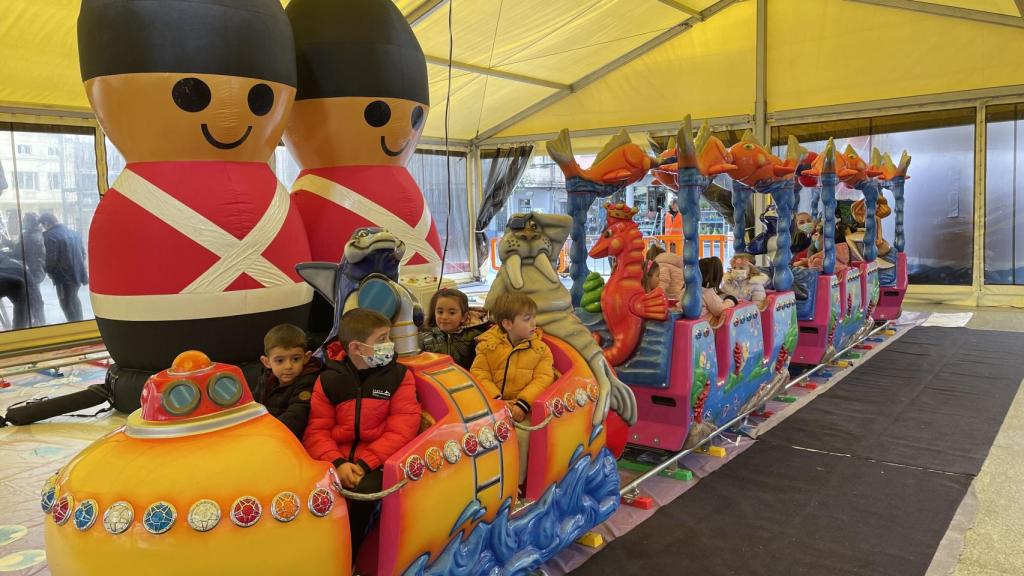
top-left (588, 203), bottom-right (667, 366)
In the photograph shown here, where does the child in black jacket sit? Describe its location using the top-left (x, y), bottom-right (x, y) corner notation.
top-left (253, 324), bottom-right (321, 440)
top-left (419, 288), bottom-right (490, 369)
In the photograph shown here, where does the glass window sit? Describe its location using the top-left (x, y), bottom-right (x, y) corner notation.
top-left (406, 150), bottom-right (470, 275)
top-left (984, 103), bottom-right (1024, 285)
top-left (772, 109), bottom-right (976, 285)
top-left (0, 122), bottom-right (99, 330)
top-left (480, 147), bottom-right (740, 280)
top-left (271, 145), bottom-right (301, 189)
top-left (16, 172), bottom-right (38, 190)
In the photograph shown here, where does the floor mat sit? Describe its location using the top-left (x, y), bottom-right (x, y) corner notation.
top-left (921, 313), bottom-right (973, 327)
top-left (0, 361), bottom-right (121, 576)
top-left (760, 327), bottom-right (1024, 476)
top-left (573, 442), bottom-right (972, 576)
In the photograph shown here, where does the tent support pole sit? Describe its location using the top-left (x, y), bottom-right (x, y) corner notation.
top-left (752, 0), bottom-right (769, 249)
top-left (467, 144), bottom-right (482, 279)
top-left (972, 102), bottom-right (987, 300)
top-left (406, 0), bottom-right (449, 27)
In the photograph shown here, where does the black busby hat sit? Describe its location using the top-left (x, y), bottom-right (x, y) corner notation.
top-left (287, 0), bottom-right (429, 104)
top-left (78, 0), bottom-right (296, 86)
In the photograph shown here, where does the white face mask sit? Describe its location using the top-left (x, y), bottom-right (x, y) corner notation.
top-left (361, 342), bottom-right (395, 368)
top-left (732, 268), bottom-right (749, 280)
top-left (798, 223), bottom-right (814, 234)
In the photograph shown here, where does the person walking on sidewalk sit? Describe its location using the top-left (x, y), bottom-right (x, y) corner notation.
top-left (40, 213), bottom-right (88, 322)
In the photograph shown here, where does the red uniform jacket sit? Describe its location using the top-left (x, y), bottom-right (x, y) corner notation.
top-left (290, 165), bottom-right (442, 274)
top-left (90, 162), bottom-right (312, 321)
top-left (303, 343), bottom-right (422, 472)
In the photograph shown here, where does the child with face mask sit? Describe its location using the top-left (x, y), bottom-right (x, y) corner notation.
top-left (303, 308), bottom-right (422, 556)
top-left (792, 212), bottom-right (814, 256)
top-left (721, 253), bottom-right (768, 305)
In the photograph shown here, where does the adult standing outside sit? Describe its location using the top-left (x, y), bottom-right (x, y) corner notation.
top-left (40, 213), bottom-right (88, 322)
top-left (21, 212), bottom-right (46, 326)
top-left (662, 198), bottom-right (683, 254)
top-left (663, 198), bottom-right (683, 237)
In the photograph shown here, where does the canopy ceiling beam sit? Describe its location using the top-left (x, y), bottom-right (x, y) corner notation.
top-left (478, 114), bottom-right (754, 147)
top-left (406, 0), bottom-right (449, 27)
top-left (1016, 0), bottom-right (1024, 17)
top-left (846, 0), bottom-right (1024, 29)
top-left (767, 83), bottom-right (1024, 125)
top-left (425, 56), bottom-right (571, 90)
top-left (471, 0), bottom-right (743, 144)
top-left (654, 0), bottom-right (703, 19)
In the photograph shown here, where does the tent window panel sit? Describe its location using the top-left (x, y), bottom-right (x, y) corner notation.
top-left (772, 109), bottom-right (976, 286)
top-left (482, 153), bottom-right (609, 278)
top-left (406, 149), bottom-right (471, 275)
top-left (984, 103), bottom-right (1024, 286)
top-left (481, 151), bottom-right (734, 281)
top-left (0, 124), bottom-right (99, 331)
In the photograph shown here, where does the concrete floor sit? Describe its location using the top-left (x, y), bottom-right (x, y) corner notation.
top-left (901, 303), bottom-right (1024, 576)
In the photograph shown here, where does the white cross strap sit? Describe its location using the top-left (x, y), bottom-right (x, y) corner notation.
top-left (114, 168), bottom-right (295, 291)
top-left (293, 173), bottom-right (441, 271)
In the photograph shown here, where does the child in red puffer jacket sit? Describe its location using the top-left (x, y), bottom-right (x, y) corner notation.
top-left (304, 308), bottom-right (422, 556)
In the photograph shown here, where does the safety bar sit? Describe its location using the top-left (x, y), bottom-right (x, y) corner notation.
top-left (513, 412), bottom-right (555, 432)
top-left (334, 478), bottom-right (409, 501)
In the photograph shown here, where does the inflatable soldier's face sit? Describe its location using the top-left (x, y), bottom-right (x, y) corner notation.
top-left (78, 0), bottom-right (297, 163)
top-left (283, 0), bottom-right (430, 169)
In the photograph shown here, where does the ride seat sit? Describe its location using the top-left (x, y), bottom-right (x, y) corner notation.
top-left (714, 303), bottom-right (754, 382)
top-left (794, 269), bottom-right (820, 321)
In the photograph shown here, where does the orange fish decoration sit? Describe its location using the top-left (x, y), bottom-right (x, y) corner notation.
top-left (724, 130), bottom-right (795, 186)
top-left (650, 117), bottom-right (736, 188)
top-left (804, 140), bottom-right (881, 186)
top-left (870, 147), bottom-right (912, 181)
top-left (651, 142), bottom-right (679, 189)
top-left (837, 144), bottom-right (882, 185)
top-left (693, 121), bottom-right (736, 176)
top-left (784, 134), bottom-right (819, 188)
top-left (546, 128), bottom-right (654, 185)
top-left (802, 137), bottom-right (839, 180)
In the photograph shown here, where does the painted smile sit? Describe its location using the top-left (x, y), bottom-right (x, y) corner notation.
top-left (201, 124), bottom-right (253, 150)
top-left (380, 136), bottom-right (409, 157)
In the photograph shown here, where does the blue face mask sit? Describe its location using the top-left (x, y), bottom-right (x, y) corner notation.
top-left (813, 237), bottom-right (821, 251)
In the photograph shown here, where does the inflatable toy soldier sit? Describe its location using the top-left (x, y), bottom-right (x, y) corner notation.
top-left (285, 0), bottom-right (443, 279)
top-left (79, 0), bottom-right (312, 412)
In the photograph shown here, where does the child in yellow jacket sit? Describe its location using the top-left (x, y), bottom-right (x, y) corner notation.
top-left (471, 292), bottom-right (555, 486)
